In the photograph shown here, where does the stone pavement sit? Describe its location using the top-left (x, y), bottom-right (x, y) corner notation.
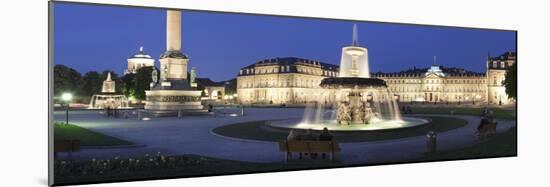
top-left (53, 107), bottom-right (516, 164)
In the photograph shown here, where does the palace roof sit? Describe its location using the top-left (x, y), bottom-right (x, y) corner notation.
top-left (374, 66), bottom-right (485, 77)
top-left (242, 57), bottom-right (339, 72)
top-left (488, 51), bottom-right (517, 61)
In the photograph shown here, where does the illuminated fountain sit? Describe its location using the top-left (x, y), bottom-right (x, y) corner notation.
top-left (270, 25), bottom-right (428, 131)
top-left (88, 72), bottom-right (131, 109)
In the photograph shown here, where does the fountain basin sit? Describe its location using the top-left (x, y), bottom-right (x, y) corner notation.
top-left (268, 117), bottom-right (430, 132)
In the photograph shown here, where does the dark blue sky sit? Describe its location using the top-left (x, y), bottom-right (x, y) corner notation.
top-left (54, 3), bottom-right (516, 81)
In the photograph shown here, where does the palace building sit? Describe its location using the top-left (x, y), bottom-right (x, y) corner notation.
top-left (237, 57), bottom-right (339, 104)
top-left (374, 66), bottom-right (487, 103)
top-left (236, 52), bottom-right (516, 105)
top-left (487, 51), bottom-right (516, 105)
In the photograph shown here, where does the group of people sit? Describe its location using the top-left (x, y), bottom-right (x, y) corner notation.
top-left (287, 128), bottom-right (333, 159)
top-left (104, 106), bottom-right (118, 118)
top-left (104, 107), bottom-right (132, 119)
top-left (401, 105), bottom-right (413, 114)
top-left (287, 128), bottom-right (333, 142)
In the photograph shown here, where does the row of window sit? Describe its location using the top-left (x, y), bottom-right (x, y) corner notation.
top-left (398, 94), bottom-right (483, 101)
top-left (389, 86), bottom-right (485, 93)
top-left (239, 66), bottom-right (339, 77)
top-left (239, 79), bottom-right (322, 88)
top-left (243, 90), bottom-right (325, 102)
top-left (384, 79), bottom-right (486, 84)
top-left (491, 60), bottom-right (509, 69)
top-left (241, 66), bottom-right (291, 75)
top-left (492, 76), bottom-right (504, 86)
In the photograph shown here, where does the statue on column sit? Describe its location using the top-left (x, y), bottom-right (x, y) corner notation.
top-left (151, 68), bottom-right (158, 84)
top-left (161, 64), bottom-right (169, 81)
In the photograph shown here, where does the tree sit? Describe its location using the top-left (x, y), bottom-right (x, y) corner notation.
top-left (54, 64), bottom-right (83, 97)
top-left (119, 73), bottom-right (136, 98)
top-left (81, 71), bottom-right (102, 96)
top-left (503, 62), bottom-right (517, 100)
top-left (134, 66), bottom-right (155, 100)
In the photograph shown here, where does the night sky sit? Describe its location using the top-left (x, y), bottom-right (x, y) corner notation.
top-left (54, 2), bottom-right (516, 81)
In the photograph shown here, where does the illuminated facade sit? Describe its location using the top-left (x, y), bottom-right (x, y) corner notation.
top-left (125, 46), bottom-right (155, 74)
top-left (237, 52), bottom-right (516, 105)
top-left (374, 66), bottom-right (487, 103)
top-left (237, 57), bottom-right (339, 104)
top-left (196, 78), bottom-right (225, 101)
top-left (487, 51), bottom-right (516, 105)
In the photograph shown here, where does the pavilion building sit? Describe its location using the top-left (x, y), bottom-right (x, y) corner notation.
top-left (125, 46), bottom-right (155, 75)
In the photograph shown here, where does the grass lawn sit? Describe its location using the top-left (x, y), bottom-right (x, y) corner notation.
top-left (413, 127), bottom-right (517, 162)
top-left (212, 116), bottom-right (467, 143)
top-left (408, 107), bottom-right (515, 120)
top-left (54, 154), bottom-right (343, 185)
top-left (54, 123), bottom-right (133, 146)
top-left (54, 127), bottom-right (517, 185)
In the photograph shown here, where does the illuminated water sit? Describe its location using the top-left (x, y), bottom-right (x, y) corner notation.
top-left (273, 116), bottom-right (428, 131)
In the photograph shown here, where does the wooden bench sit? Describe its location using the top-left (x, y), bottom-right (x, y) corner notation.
top-left (278, 140), bottom-right (341, 162)
top-left (54, 140), bottom-right (81, 159)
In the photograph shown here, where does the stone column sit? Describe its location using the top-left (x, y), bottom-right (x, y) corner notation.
top-left (160, 9), bottom-right (188, 80)
top-left (166, 10), bottom-right (181, 51)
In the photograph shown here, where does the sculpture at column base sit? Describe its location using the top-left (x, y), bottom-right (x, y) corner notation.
top-left (144, 90), bottom-right (209, 117)
top-left (145, 69), bottom-right (210, 117)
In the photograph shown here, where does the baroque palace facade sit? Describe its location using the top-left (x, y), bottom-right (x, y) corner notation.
top-left (236, 52), bottom-right (516, 105)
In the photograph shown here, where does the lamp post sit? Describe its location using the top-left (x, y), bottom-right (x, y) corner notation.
top-left (61, 93), bottom-right (72, 125)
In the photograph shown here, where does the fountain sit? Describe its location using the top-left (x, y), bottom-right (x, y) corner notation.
top-left (269, 24), bottom-right (428, 131)
top-left (88, 72), bottom-right (131, 109)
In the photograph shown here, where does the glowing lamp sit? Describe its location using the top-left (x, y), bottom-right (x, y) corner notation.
top-left (61, 93), bottom-right (73, 102)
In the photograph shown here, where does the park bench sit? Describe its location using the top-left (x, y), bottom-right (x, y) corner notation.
top-left (54, 139), bottom-right (81, 159)
top-left (278, 140), bottom-right (341, 162)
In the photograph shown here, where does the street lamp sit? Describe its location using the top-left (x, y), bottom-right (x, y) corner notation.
top-left (61, 92), bottom-right (72, 125)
